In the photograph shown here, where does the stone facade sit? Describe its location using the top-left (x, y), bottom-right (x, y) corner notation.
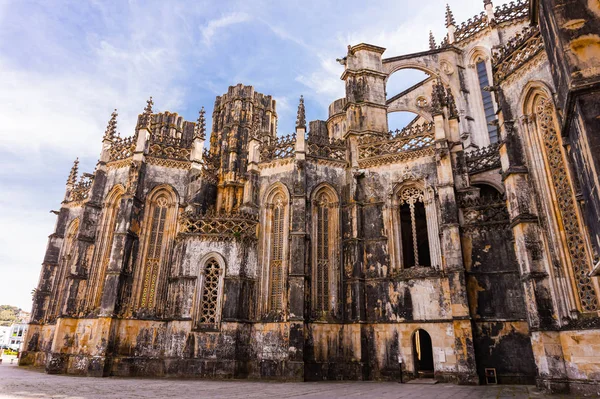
top-left (20, 0), bottom-right (600, 395)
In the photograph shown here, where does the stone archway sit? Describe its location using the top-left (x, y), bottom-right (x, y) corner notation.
top-left (413, 328), bottom-right (434, 378)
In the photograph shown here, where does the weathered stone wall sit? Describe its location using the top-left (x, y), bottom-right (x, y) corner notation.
top-left (20, 3), bottom-right (600, 393)
top-left (536, 0), bottom-right (600, 256)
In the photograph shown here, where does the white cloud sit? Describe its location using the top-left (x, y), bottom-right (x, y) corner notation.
top-left (295, 55), bottom-right (345, 107)
top-left (0, 1), bottom-right (192, 310)
top-left (201, 12), bottom-right (251, 46)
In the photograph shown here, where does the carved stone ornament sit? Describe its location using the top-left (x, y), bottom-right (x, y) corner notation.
top-left (440, 61), bottom-right (454, 75)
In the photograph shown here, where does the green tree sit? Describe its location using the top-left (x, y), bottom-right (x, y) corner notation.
top-left (0, 305), bottom-right (20, 326)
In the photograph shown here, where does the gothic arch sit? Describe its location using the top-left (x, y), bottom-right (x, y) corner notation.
top-left (385, 66), bottom-right (460, 122)
top-left (193, 252), bottom-right (226, 330)
top-left (520, 84), bottom-right (599, 313)
top-left (383, 62), bottom-right (456, 97)
top-left (145, 183), bottom-right (181, 204)
top-left (467, 46), bottom-right (491, 64)
top-left (310, 183), bottom-right (341, 318)
top-left (310, 182), bottom-right (340, 203)
top-left (388, 180), bottom-right (442, 270)
top-left (261, 181), bottom-right (290, 205)
top-left (86, 184), bottom-right (125, 310)
top-left (519, 80), bottom-right (554, 113)
top-left (388, 109), bottom-right (433, 124)
top-left (412, 328), bottom-right (434, 376)
top-left (384, 63), bottom-right (441, 84)
top-left (258, 182), bottom-right (291, 318)
top-left (469, 176), bottom-right (505, 195)
top-left (133, 184), bottom-right (179, 313)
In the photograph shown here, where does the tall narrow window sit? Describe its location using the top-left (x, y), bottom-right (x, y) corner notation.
top-left (533, 96), bottom-right (598, 312)
top-left (399, 187), bottom-right (430, 268)
top-left (476, 60), bottom-right (498, 144)
top-left (195, 257), bottom-right (223, 328)
top-left (315, 193), bottom-right (330, 313)
top-left (269, 192), bottom-right (285, 312)
top-left (311, 187), bottom-right (340, 316)
top-left (139, 193), bottom-right (174, 310)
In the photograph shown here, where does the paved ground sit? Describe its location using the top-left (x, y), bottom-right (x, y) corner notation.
top-left (0, 359), bottom-right (584, 399)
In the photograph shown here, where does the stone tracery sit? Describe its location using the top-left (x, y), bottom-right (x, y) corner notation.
top-left (21, 2), bottom-right (600, 393)
top-left (533, 96), bottom-right (598, 312)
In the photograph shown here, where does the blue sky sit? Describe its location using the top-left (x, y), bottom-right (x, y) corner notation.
top-left (0, 0), bottom-right (510, 311)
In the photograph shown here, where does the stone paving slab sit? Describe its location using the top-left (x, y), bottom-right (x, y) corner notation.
top-left (0, 363), bottom-right (585, 399)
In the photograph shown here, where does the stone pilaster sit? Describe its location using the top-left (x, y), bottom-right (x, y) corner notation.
top-left (497, 116), bottom-right (568, 389)
top-left (287, 121), bottom-right (307, 377)
top-left (433, 109), bottom-right (478, 384)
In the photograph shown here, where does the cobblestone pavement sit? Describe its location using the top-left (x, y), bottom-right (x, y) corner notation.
top-left (0, 362), bottom-right (582, 399)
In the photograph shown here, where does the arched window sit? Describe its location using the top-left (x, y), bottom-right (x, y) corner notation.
top-left (87, 186), bottom-right (123, 310)
top-left (259, 185), bottom-right (290, 317)
top-left (269, 192), bottom-right (286, 312)
top-left (474, 57), bottom-right (498, 144)
top-left (193, 255), bottom-right (225, 329)
top-left (524, 94), bottom-right (598, 312)
top-left (136, 187), bottom-right (178, 311)
top-left (388, 180), bottom-right (441, 271)
top-left (48, 218), bottom-right (79, 320)
top-left (399, 186), bottom-right (430, 267)
top-left (312, 186), bottom-right (340, 316)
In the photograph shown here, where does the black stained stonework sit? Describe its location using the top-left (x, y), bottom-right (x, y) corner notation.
top-left (472, 322), bottom-right (536, 385)
top-left (222, 277), bottom-right (255, 321)
top-left (566, 97), bottom-right (600, 256)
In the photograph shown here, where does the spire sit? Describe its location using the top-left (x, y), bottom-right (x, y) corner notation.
top-left (103, 109), bottom-right (118, 141)
top-left (445, 4), bottom-right (456, 27)
top-left (139, 96), bottom-right (153, 128)
top-left (251, 111), bottom-right (261, 140)
top-left (296, 95), bottom-right (306, 129)
top-left (429, 31), bottom-right (437, 50)
top-left (194, 107), bottom-right (206, 140)
top-left (431, 79), bottom-right (448, 114)
top-left (447, 89), bottom-right (459, 119)
top-left (67, 158), bottom-right (79, 185)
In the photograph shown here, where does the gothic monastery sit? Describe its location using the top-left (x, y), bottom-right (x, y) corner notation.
top-left (21, 0), bottom-right (600, 395)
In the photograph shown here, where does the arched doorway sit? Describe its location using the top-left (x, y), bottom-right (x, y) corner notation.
top-left (413, 329), bottom-right (434, 378)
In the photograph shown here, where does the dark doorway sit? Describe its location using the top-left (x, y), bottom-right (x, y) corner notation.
top-left (413, 329), bottom-right (434, 378)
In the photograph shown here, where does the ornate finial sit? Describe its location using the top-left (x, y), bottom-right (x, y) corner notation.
top-left (296, 95), bottom-right (306, 129)
top-left (446, 89), bottom-right (459, 119)
top-left (445, 4), bottom-right (456, 27)
top-left (139, 96), bottom-right (153, 128)
top-left (431, 79), bottom-right (447, 114)
top-left (144, 96), bottom-right (153, 114)
top-left (429, 31), bottom-right (437, 50)
top-left (103, 109), bottom-right (118, 141)
top-left (251, 111), bottom-right (261, 140)
top-left (483, 0), bottom-right (492, 6)
top-left (67, 158), bottom-right (79, 185)
top-left (194, 107), bottom-right (206, 140)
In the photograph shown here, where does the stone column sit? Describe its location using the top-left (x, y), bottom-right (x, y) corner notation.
top-left (287, 106), bottom-right (307, 379)
top-left (433, 107), bottom-right (478, 384)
